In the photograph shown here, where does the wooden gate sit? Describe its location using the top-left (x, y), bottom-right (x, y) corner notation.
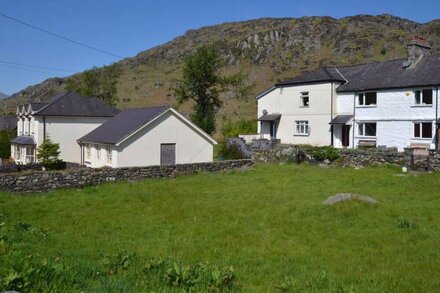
top-left (160, 143), bottom-right (176, 165)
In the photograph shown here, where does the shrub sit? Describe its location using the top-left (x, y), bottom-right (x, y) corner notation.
top-left (312, 146), bottom-right (340, 161)
top-left (36, 137), bottom-right (65, 170)
top-left (218, 143), bottom-right (245, 160)
top-left (221, 118), bottom-right (257, 139)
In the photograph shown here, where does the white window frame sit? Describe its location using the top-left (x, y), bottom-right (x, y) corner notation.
top-left (106, 146), bottom-right (112, 165)
top-left (295, 121), bottom-right (310, 136)
top-left (96, 145), bottom-right (101, 161)
top-left (85, 145), bottom-right (91, 161)
top-left (357, 92), bottom-right (377, 107)
top-left (414, 89), bottom-right (433, 106)
top-left (357, 122), bottom-right (377, 137)
top-left (413, 122), bottom-right (433, 139)
top-left (300, 92), bottom-right (309, 107)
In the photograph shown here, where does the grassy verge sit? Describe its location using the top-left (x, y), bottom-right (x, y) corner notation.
top-left (1, 164), bottom-right (440, 291)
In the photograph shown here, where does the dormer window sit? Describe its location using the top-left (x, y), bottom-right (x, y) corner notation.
top-left (300, 92), bottom-right (309, 107)
top-left (414, 89), bottom-right (433, 106)
top-left (358, 92), bottom-right (377, 107)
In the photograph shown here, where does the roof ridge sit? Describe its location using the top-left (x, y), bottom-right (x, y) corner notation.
top-left (34, 92), bottom-right (69, 114)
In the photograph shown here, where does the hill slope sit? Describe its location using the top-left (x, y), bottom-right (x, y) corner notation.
top-left (3, 14), bottom-right (440, 128)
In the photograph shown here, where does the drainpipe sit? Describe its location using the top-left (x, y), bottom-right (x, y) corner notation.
top-left (352, 92), bottom-right (357, 148)
top-left (436, 87), bottom-right (439, 150)
top-left (43, 116), bottom-right (46, 140)
top-left (330, 83), bottom-right (334, 146)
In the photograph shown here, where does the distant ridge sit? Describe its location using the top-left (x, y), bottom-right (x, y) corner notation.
top-left (0, 92), bottom-right (8, 100)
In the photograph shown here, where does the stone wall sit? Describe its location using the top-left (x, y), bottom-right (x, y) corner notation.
top-left (252, 145), bottom-right (436, 171)
top-left (428, 150), bottom-right (440, 171)
top-left (0, 160), bottom-right (254, 193)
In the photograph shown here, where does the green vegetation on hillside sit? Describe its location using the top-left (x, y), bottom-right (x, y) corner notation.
top-left (1, 164), bottom-right (440, 291)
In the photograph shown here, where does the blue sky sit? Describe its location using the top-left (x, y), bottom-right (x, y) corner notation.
top-left (0, 0), bottom-right (437, 95)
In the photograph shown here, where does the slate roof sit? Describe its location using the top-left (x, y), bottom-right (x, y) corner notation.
top-left (32, 92), bottom-right (119, 117)
top-left (275, 67), bottom-right (346, 87)
top-left (78, 106), bottom-right (170, 144)
top-left (275, 54), bottom-right (440, 93)
top-left (0, 116), bottom-right (17, 131)
top-left (258, 114), bottom-right (282, 121)
top-left (329, 115), bottom-right (353, 125)
top-left (10, 136), bottom-right (36, 145)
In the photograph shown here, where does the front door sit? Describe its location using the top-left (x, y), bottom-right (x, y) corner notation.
top-left (342, 125), bottom-right (350, 147)
top-left (270, 121), bottom-right (277, 139)
top-left (160, 143), bottom-right (176, 165)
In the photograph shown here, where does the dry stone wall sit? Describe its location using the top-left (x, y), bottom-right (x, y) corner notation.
top-left (0, 160), bottom-right (254, 193)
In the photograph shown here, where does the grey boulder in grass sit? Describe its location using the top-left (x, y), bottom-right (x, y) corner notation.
top-left (322, 193), bottom-right (378, 205)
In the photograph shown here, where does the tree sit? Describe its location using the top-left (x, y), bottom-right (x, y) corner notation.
top-left (65, 64), bottom-right (122, 106)
top-left (0, 130), bottom-right (16, 159)
top-left (37, 137), bottom-right (64, 169)
top-left (174, 46), bottom-right (253, 135)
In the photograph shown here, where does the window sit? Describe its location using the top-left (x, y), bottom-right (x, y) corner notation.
top-left (414, 89), bottom-right (433, 105)
top-left (414, 122), bottom-right (432, 138)
top-left (106, 146), bottom-right (112, 165)
top-left (358, 122), bottom-right (377, 137)
top-left (15, 146), bottom-right (21, 160)
top-left (295, 121), bottom-right (309, 135)
top-left (85, 145), bottom-right (91, 161)
top-left (300, 92), bottom-right (309, 107)
top-left (358, 92), bottom-right (377, 106)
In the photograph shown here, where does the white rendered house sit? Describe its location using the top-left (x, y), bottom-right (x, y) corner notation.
top-left (78, 106), bottom-right (217, 168)
top-left (10, 92), bottom-right (119, 164)
top-left (256, 36), bottom-right (440, 151)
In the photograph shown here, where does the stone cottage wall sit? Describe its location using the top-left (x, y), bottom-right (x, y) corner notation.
top-left (0, 160), bottom-right (254, 193)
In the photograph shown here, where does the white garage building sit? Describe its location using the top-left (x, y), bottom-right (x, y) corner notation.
top-left (78, 106), bottom-right (217, 168)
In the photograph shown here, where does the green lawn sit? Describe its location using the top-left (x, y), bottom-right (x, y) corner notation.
top-left (1, 164), bottom-right (440, 292)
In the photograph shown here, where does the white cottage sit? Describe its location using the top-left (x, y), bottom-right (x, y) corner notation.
top-left (77, 106), bottom-right (217, 168)
top-left (256, 36), bottom-right (440, 151)
top-left (10, 92), bottom-right (119, 164)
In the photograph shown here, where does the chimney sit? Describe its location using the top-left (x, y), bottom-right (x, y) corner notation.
top-left (406, 36), bottom-right (431, 68)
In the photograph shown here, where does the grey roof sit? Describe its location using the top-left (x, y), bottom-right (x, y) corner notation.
top-left (10, 135), bottom-right (36, 145)
top-left (29, 102), bottom-right (48, 112)
top-left (78, 106), bottom-right (170, 144)
top-left (275, 67), bottom-right (346, 87)
top-left (34, 92), bottom-right (119, 117)
top-left (329, 115), bottom-right (353, 125)
top-left (275, 54), bottom-right (440, 93)
top-left (258, 114), bottom-right (282, 121)
top-left (0, 116), bottom-right (17, 131)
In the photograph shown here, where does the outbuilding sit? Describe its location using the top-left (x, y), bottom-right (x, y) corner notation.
top-left (77, 106), bottom-right (217, 168)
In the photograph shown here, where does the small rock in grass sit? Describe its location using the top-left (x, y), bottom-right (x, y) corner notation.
top-left (322, 193), bottom-right (378, 205)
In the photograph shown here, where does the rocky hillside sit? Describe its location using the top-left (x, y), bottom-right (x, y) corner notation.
top-left (3, 14), bottom-right (440, 129)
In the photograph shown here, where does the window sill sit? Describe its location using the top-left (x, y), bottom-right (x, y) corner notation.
top-left (411, 105), bottom-right (433, 108)
top-left (294, 133), bottom-right (310, 137)
top-left (411, 138), bottom-right (432, 141)
top-left (355, 136), bottom-right (376, 140)
top-left (299, 106), bottom-right (310, 108)
top-left (356, 105), bottom-right (377, 108)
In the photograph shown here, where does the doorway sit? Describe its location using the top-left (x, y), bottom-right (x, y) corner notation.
top-left (342, 125), bottom-right (350, 147)
top-left (160, 143), bottom-right (176, 165)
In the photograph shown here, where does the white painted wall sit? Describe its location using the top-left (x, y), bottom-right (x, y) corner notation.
top-left (37, 116), bottom-right (110, 163)
top-left (114, 111), bottom-right (214, 168)
top-left (257, 82), bottom-right (340, 145)
top-left (348, 88), bottom-right (438, 150)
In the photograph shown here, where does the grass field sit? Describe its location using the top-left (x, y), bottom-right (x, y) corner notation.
top-left (1, 164), bottom-right (440, 292)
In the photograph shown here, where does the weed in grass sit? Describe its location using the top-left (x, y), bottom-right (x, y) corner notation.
top-left (397, 218), bottom-right (419, 230)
